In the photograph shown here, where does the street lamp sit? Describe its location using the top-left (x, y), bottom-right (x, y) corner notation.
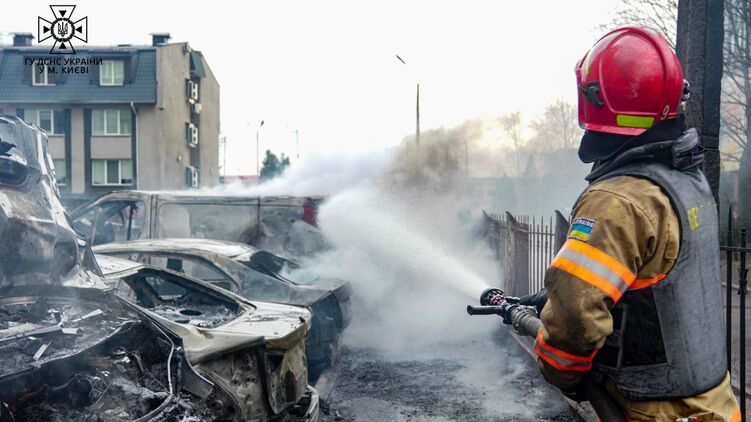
top-left (256, 120), bottom-right (264, 175)
top-left (396, 54), bottom-right (420, 148)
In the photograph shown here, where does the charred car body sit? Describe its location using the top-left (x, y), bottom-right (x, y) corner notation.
top-left (0, 117), bottom-right (319, 421)
top-left (0, 285), bottom-right (221, 422)
top-left (70, 191), bottom-right (327, 259)
top-left (94, 238), bottom-right (353, 379)
top-left (95, 253), bottom-right (320, 420)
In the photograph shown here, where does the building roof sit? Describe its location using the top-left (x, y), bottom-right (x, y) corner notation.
top-left (0, 46), bottom-right (157, 104)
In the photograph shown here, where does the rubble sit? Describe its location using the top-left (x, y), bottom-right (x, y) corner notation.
top-left (0, 286), bottom-right (217, 422)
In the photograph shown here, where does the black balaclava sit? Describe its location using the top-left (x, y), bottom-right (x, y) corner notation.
top-left (578, 115), bottom-right (687, 164)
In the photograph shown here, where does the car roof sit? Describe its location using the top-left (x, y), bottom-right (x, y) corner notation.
top-left (95, 253), bottom-right (144, 276)
top-left (93, 238), bottom-right (260, 259)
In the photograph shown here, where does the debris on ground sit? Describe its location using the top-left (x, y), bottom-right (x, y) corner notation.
top-left (320, 335), bottom-right (580, 422)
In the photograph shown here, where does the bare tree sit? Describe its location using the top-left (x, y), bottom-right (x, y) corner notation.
top-left (601, 0), bottom-right (678, 47)
top-left (723, 0), bottom-right (750, 159)
top-left (499, 112), bottom-right (524, 150)
top-left (529, 99), bottom-right (582, 152)
top-left (723, 0), bottom-right (751, 227)
top-left (498, 112), bottom-right (528, 176)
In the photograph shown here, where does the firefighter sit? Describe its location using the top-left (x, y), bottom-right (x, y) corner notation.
top-left (529, 27), bottom-right (741, 421)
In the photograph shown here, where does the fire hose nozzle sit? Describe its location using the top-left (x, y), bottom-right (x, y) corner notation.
top-left (480, 288), bottom-right (504, 306)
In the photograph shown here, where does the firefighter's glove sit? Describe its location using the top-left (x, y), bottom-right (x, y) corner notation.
top-left (560, 384), bottom-right (587, 403)
top-left (519, 289), bottom-right (547, 314)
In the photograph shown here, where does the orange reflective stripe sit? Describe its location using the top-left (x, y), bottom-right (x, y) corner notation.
top-left (563, 239), bottom-right (635, 284)
top-left (551, 257), bottom-right (624, 301)
top-left (537, 332), bottom-right (597, 363)
top-left (550, 239), bottom-right (636, 302)
top-left (631, 274), bottom-right (666, 290)
top-left (729, 408), bottom-right (741, 422)
top-left (534, 332), bottom-right (595, 372)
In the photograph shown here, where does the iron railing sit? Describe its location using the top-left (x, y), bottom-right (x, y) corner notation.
top-left (722, 207), bottom-right (749, 419)
top-left (485, 209), bottom-right (750, 419)
top-left (482, 211), bottom-right (567, 296)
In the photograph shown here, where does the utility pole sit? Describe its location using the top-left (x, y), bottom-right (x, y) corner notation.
top-left (256, 120), bottom-right (264, 175)
top-left (294, 129), bottom-right (299, 159)
top-left (675, 0), bottom-right (724, 204)
top-left (415, 83), bottom-right (421, 148)
top-left (397, 54), bottom-right (420, 150)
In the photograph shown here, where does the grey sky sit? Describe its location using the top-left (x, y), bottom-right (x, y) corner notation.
top-left (3, 0), bottom-right (622, 175)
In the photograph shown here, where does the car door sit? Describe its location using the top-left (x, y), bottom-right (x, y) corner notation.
top-left (73, 199), bottom-right (149, 245)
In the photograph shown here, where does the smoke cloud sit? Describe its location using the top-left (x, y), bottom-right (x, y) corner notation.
top-left (221, 112), bottom-right (586, 356)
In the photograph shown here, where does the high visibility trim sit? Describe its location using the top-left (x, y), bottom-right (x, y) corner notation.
top-left (550, 239), bottom-right (636, 302)
top-left (551, 256), bottom-right (624, 301)
top-left (631, 274), bottom-right (666, 290)
top-left (616, 114), bottom-right (655, 129)
top-left (729, 408), bottom-right (741, 422)
top-left (534, 332), bottom-right (595, 372)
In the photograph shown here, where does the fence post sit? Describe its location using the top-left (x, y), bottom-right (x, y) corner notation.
top-left (506, 212), bottom-right (530, 297)
top-left (740, 228), bottom-right (748, 420)
top-left (554, 210), bottom-right (569, 251)
top-left (728, 207), bottom-right (734, 373)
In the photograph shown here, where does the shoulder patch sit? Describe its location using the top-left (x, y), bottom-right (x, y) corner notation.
top-left (569, 217), bottom-right (596, 242)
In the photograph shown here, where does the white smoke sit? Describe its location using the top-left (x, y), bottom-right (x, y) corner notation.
top-left (236, 138), bottom-right (504, 355)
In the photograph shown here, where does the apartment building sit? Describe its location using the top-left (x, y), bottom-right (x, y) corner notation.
top-left (0, 32), bottom-right (220, 206)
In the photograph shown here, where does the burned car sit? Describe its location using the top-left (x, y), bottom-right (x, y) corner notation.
top-left (0, 285), bottom-right (221, 422)
top-left (93, 238), bottom-right (353, 379)
top-left (0, 116), bottom-right (319, 421)
top-left (0, 115), bottom-right (95, 289)
top-left (95, 253), bottom-right (321, 420)
top-left (70, 190), bottom-right (327, 259)
top-left (0, 116), bottom-right (208, 421)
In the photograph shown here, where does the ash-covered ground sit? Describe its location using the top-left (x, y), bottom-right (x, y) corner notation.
top-left (320, 330), bottom-right (579, 422)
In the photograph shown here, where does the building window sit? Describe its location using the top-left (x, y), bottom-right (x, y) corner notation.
top-left (100, 60), bottom-right (125, 86)
top-left (32, 65), bottom-right (55, 86)
top-left (53, 159), bottom-right (67, 186)
top-left (92, 159), bottom-right (133, 186)
top-left (92, 109), bottom-right (131, 135)
top-left (25, 109), bottom-right (65, 135)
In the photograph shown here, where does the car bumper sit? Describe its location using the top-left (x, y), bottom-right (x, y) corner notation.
top-left (302, 386), bottom-right (321, 421)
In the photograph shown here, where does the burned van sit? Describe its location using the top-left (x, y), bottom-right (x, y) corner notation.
top-left (70, 191), bottom-right (326, 259)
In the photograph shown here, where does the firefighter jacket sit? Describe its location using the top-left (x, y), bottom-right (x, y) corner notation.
top-left (536, 129), bottom-right (740, 421)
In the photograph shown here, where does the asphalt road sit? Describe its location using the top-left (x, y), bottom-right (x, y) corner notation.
top-left (317, 329), bottom-right (579, 422)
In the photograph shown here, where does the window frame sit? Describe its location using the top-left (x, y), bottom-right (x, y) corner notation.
top-left (52, 159), bottom-right (67, 186)
top-left (91, 159), bottom-right (134, 186)
top-left (99, 60), bottom-right (125, 86)
top-left (32, 65), bottom-right (55, 86)
top-left (92, 109), bottom-right (132, 136)
top-left (27, 109), bottom-right (62, 135)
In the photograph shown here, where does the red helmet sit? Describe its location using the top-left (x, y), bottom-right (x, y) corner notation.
top-left (575, 27), bottom-right (685, 136)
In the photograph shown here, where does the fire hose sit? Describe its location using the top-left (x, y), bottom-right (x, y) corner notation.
top-left (467, 288), bottom-right (625, 422)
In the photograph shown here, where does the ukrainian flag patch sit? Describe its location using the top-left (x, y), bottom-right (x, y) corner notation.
top-left (568, 218), bottom-right (596, 242)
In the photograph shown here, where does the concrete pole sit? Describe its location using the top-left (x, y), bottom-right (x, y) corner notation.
top-left (256, 120), bottom-right (264, 176)
top-left (675, 0), bottom-right (725, 204)
top-left (415, 83), bottom-right (421, 149)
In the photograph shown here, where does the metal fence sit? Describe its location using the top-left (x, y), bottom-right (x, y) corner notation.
top-left (485, 209), bottom-right (751, 419)
top-left (482, 211), bottom-right (568, 296)
top-left (723, 208), bottom-right (750, 419)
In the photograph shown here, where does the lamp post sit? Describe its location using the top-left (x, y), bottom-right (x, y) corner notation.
top-left (396, 54), bottom-right (420, 148)
top-left (294, 129), bottom-right (299, 160)
top-left (256, 120), bottom-right (264, 175)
